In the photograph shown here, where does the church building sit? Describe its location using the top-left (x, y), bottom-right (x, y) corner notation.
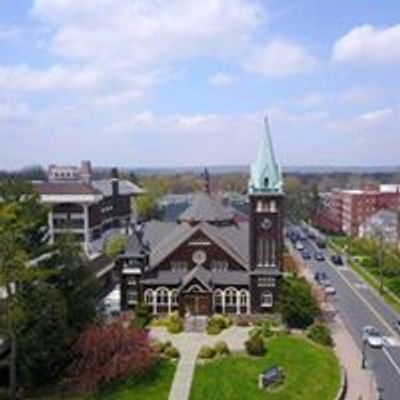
top-left (118, 118), bottom-right (284, 315)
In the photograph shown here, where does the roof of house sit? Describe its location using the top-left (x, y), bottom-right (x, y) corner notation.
top-left (180, 265), bottom-right (213, 291)
top-left (92, 179), bottom-right (144, 196)
top-left (177, 192), bottom-right (235, 223)
top-left (34, 181), bottom-right (101, 195)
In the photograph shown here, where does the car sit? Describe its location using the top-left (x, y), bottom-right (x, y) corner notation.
top-left (324, 285), bottom-right (336, 295)
top-left (316, 238), bottom-right (326, 249)
top-left (394, 319), bottom-right (400, 333)
top-left (295, 241), bottom-right (304, 251)
top-left (362, 326), bottom-right (384, 348)
top-left (314, 251), bottom-right (325, 261)
top-left (308, 232), bottom-right (316, 240)
top-left (331, 255), bottom-right (344, 266)
top-left (314, 271), bottom-right (328, 283)
top-left (301, 250), bottom-right (311, 260)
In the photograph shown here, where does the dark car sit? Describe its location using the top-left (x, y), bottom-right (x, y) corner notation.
top-left (316, 238), bottom-right (326, 249)
top-left (314, 251), bottom-right (325, 261)
top-left (302, 250), bottom-right (311, 260)
top-left (394, 319), bottom-right (400, 333)
top-left (314, 271), bottom-right (328, 283)
top-left (331, 255), bottom-right (344, 266)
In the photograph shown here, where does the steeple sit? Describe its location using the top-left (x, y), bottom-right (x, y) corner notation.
top-left (249, 117), bottom-right (283, 193)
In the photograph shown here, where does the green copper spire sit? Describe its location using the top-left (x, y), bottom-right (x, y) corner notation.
top-left (249, 117), bottom-right (283, 193)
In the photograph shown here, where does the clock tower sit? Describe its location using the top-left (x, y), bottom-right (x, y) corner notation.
top-left (248, 117), bottom-right (284, 313)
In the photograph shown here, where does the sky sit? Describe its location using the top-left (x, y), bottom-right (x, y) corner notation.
top-left (0, 0), bottom-right (400, 169)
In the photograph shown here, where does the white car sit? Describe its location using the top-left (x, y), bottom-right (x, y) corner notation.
top-left (362, 326), bottom-right (384, 348)
top-left (324, 285), bottom-right (336, 295)
top-left (295, 241), bottom-right (304, 251)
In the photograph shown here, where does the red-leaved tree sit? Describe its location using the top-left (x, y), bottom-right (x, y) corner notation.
top-left (68, 322), bottom-right (155, 392)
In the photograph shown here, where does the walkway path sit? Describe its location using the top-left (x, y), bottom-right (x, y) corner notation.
top-left (151, 326), bottom-right (250, 400)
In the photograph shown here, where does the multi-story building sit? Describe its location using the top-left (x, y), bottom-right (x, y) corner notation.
top-left (315, 185), bottom-right (400, 236)
top-left (359, 209), bottom-right (400, 244)
top-left (118, 118), bottom-right (285, 315)
top-left (35, 161), bottom-right (143, 255)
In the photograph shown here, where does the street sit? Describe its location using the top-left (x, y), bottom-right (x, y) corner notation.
top-left (291, 225), bottom-right (400, 400)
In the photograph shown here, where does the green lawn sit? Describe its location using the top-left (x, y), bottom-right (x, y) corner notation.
top-left (89, 360), bottom-right (176, 400)
top-left (190, 335), bottom-right (341, 400)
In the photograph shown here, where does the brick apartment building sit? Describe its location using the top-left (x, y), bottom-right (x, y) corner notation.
top-left (314, 184), bottom-right (400, 236)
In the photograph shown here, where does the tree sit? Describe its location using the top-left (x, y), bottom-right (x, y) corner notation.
top-left (280, 276), bottom-right (319, 329)
top-left (49, 234), bottom-right (98, 337)
top-left (18, 282), bottom-right (69, 387)
top-left (0, 179), bottom-right (47, 399)
top-left (105, 234), bottom-right (127, 259)
top-left (136, 193), bottom-right (159, 221)
top-left (68, 322), bottom-right (155, 393)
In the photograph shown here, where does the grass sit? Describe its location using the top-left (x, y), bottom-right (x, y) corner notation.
top-left (87, 360), bottom-right (176, 400)
top-left (190, 335), bottom-right (341, 400)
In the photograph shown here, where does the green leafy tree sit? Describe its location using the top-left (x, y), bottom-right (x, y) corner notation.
top-left (105, 234), bottom-right (127, 259)
top-left (0, 179), bottom-right (47, 399)
top-left (280, 276), bottom-right (319, 329)
top-left (18, 282), bottom-right (69, 387)
top-left (50, 234), bottom-right (98, 337)
top-left (136, 193), bottom-right (159, 221)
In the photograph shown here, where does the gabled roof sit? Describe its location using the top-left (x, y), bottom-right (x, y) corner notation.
top-left (180, 265), bottom-right (212, 292)
top-left (177, 192), bottom-right (235, 224)
top-left (142, 220), bottom-right (249, 270)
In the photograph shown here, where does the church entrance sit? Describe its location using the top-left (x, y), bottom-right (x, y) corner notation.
top-left (181, 293), bottom-right (211, 316)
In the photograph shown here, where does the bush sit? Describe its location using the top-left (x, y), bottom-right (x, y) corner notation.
top-left (166, 312), bottom-right (183, 334)
top-left (164, 345), bottom-right (180, 359)
top-left (307, 323), bottom-right (334, 347)
top-left (245, 335), bottom-right (266, 356)
top-left (152, 339), bottom-right (171, 354)
top-left (198, 345), bottom-right (217, 359)
top-left (214, 341), bottom-right (230, 356)
top-left (261, 321), bottom-right (274, 338)
top-left (131, 303), bottom-right (152, 328)
top-left (280, 276), bottom-right (319, 329)
top-left (249, 327), bottom-right (262, 339)
top-left (206, 314), bottom-right (231, 335)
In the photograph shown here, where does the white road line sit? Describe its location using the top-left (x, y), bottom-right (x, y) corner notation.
top-left (383, 347), bottom-right (400, 376)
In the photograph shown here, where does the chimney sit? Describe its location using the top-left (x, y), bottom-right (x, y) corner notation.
top-left (81, 161), bottom-right (92, 184)
top-left (111, 167), bottom-right (119, 196)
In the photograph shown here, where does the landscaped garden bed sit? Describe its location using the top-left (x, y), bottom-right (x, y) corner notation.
top-left (190, 335), bottom-right (341, 400)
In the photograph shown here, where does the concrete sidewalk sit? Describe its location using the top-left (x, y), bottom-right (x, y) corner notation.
top-left (331, 315), bottom-right (377, 400)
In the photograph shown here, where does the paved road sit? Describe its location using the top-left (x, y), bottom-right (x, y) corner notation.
top-left (291, 225), bottom-right (400, 400)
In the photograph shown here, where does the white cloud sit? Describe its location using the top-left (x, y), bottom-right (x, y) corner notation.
top-left (359, 108), bottom-right (395, 123)
top-left (209, 72), bottom-right (235, 87)
top-left (333, 24), bottom-right (400, 65)
top-left (0, 25), bottom-right (20, 41)
top-left (0, 64), bottom-right (103, 91)
top-left (245, 39), bottom-right (317, 77)
top-left (32, 0), bottom-right (263, 67)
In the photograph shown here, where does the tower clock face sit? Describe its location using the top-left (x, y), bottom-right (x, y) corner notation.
top-left (260, 217), bottom-right (272, 231)
top-left (192, 249), bottom-right (207, 265)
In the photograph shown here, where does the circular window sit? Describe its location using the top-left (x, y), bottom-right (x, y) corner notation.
top-left (192, 249), bottom-right (207, 265)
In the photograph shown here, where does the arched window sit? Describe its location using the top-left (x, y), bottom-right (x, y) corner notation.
top-left (261, 291), bottom-right (273, 308)
top-left (171, 290), bottom-right (178, 306)
top-left (213, 289), bottom-right (223, 306)
top-left (240, 290), bottom-right (249, 306)
top-left (156, 288), bottom-right (169, 306)
top-left (144, 289), bottom-right (153, 304)
top-left (225, 288), bottom-right (237, 306)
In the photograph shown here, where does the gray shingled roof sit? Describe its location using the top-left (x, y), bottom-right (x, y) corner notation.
top-left (141, 270), bottom-right (184, 286)
top-left (180, 265), bottom-right (213, 291)
top-left (34, 181), bottom-right (100, 195)
top-left (177, 192), bottom-right (235, 223)
top-left (212, 270), bottom-right (249, 286)
top-left (92, 179), bottom-right (144, 196)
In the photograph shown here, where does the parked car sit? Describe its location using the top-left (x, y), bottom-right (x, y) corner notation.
top-left (316, 238), bottom-right (326, 249)
top-left (362, 326), bottom-right (384, 348)
top-left (296, 241), bottom-right (304, 251)
top-left (331, 255), bottom-right (344, 266)
top-left (394, 319), bottom-right (400, 333)
top-left (302, 250), bottom-right (311, 260)
top-left (324, 285), bottom-right (336, 295)
top-left (314, 251), bottom-right (325, 261)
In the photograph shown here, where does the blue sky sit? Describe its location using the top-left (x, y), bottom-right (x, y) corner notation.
top-left (0, 0), bottom-right (400, 169)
